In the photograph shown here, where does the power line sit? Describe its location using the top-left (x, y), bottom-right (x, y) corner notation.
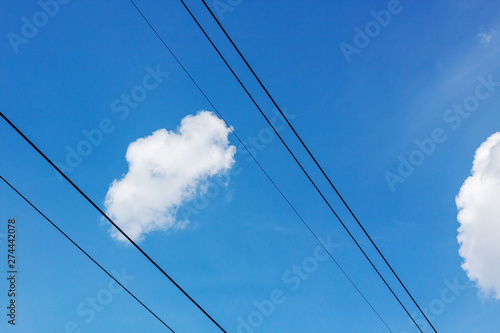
top-left (0, 175), bottom-right (175, 332)
top-left (197, 3), bottom-right (438, 332)
top-left (172, 1), bottom-right (427, 331)
top-left (126, 1), bottom-right (396, 331)
top-left (0, 112), bottom-right (226, 333)
top-left (0, 3), bottom-right (391, 330)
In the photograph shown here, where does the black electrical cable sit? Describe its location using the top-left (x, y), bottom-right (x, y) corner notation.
top-left (0, 3), bottom-right (392, 330)
top-left (169, 1), bottom-right (426, 331)
top-left (0, 111), bottom-right (227, 333)
top-left (0, 175), bottom-right (175, 332)
top-left (126, 1), bottom-right (403, 331)
top-left (197, 2), bottom-right (438, 332)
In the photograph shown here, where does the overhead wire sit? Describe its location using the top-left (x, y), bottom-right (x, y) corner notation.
top-left (0, 174), bottom-right (175, 332)
top-left (126, 0), bottom-right (401, 331)
top-left (196, 2), bottom-right (438, 332)
top-left (169, 0), bottom-right (428, 331)
top-left (0, 111), bottom-right (227, 333)
top-left (0, 0), bottom-right (411, 330)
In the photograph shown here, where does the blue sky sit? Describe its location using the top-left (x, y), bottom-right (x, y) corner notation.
top-left (1, 0), bottom-right (500, 332)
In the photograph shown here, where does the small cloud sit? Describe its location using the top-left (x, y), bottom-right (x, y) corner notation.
top-left (273, 226), bottom-right (293, 233)
top-left (477, 26), bottom-right (495, 43)
top-left (104, 111), bottom-right (236, 243)
top-left (456, 132), bottom-right (500, 299)
top-left (478, 32), bottom-right (493, 43)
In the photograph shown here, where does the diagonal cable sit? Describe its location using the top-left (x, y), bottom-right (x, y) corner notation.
top-left (197, 2), bottom-right (438, 332)
top-left (127, 0), bottom-right (401, 331)
top-left (0, 174), bottom-right (175, 332)
top-left (170, 1), bottom-right (426, 331)
top-left (0, 111), bottom-right (227, 333)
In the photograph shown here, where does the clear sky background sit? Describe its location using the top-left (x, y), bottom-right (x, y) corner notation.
top-left (1, 0), bottom-right (500, 332)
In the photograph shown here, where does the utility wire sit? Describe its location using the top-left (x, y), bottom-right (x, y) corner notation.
top-left (127, 1), bottom-right (394, 331)
top-left (0, 3), bottom-right (391, 331)
top-left (0, 175), bottom-right (175, 332)
top-left (197, 2), bottom-right (438, 332)
top-left (0, 112), bottom-right (226, 333)
top-left (171, 1), bottom-right (426, 331)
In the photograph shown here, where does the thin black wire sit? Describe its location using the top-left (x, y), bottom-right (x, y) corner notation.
top-left (0, 175), bottom-right (175, 332)
top-left (0, 112), bottom-right (226, 333)
top-left (0, 3), bottom-right (391, 332)
top-left (128, 1), bottom-right (393, 331)
top-left (171, 1), bottom-right (425, 331)
top-left (197, 2), bottom-right (438, 332)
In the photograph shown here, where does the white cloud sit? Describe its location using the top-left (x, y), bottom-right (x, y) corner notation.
top-left (477, 25), bottom-right (496, 44)
top-left (456, 132), bottom-right (500, 299)
top-left (478, 32), bottom-right (494, 43)
top-left (104, 111), bottom-right (236, 242)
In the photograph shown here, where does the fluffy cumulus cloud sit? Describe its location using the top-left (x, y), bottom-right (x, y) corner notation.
top-left (105, 111), bottom-right (236, 242)
top-left (456, 132), bottom-right (500, 299)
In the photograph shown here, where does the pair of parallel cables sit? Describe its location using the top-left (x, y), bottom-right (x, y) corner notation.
top-left (0, 1), bottom-right (437, 332)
